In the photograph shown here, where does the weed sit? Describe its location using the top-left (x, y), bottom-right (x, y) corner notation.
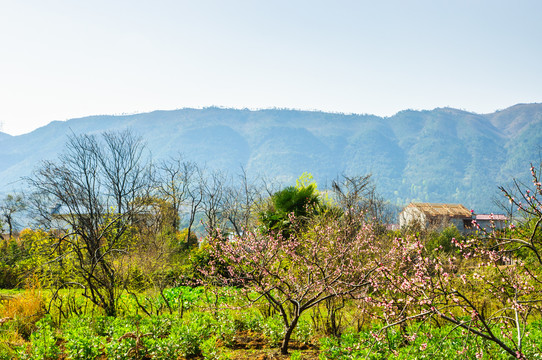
top-left (0, 280), bottom-right (45, 339)
top-left (201, 336), bottom-right (220, 360)
top-left (294, 318), bottom-right (313, 344)
top-left (63, 317), bottom-right (103, 360)
top-left (22, 316), bottom-right (59, 360)
top-left (262, 315), bottom-right (285, 347)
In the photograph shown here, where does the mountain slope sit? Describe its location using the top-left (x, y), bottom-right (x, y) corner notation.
top-left (1, 104), bottom-right (541, 212)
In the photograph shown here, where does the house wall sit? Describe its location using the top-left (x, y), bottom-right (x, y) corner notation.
top-left (450, 218), bottom-right (467, 232)
top-left (476, 219), bottom-right (506, 231)
top-left (399, 207), bottom-right (426, 228)
top-left (400, 207), bottom-right (472, 232)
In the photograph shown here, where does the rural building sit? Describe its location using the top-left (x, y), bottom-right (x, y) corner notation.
top-left (399, 203), bottom-right (508, 233)
top-left (473, 214), bottom-right (507, 231)
top-left (399, 203), bottom-right (473, 232)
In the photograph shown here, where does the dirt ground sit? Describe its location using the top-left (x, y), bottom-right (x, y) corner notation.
top-left (215, 330), bottom-right (321, 359)
top-left (224, 349), bottom-right (320, 360)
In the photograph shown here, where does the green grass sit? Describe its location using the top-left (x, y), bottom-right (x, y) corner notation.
top-left (0, 289), bottom-right (24, 297)
top-left (1, 287), bottom-right (542, 359)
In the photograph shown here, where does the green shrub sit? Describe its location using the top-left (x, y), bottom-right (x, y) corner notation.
top-left (126, 267), bottom-right (152, 292)
top-left (169, 313), bottom-right (216, 358)
top-left (235, 311), bottom-right (263, 332)
top-left (425, 225), bottom-right (464, 254)
top-left (174, 323), bottom-right (204, 358)
top-left (217, 313), bottom-right (236, 347)
top-left (63, 317), bottom-right (102, 360)
top-left (25, 316), bottom-right (59, 360)
top-left (89, 315), bottom-right (110, 337)
top-left (0, 343), bottom-right (16, 360)
top-left (103, 317), bottom-right (141, 360)
top-left (105, 336), bottom-right (138, 360)
top-left (145, 337), bottom-right (181, 360)
top-left (294, 318), bottom-right (313, 344)
top-left (262, 315), bottom-right (284, 347)
top-left (144, 316), bottom-right (172, 338)
top-left (201, 336), bottom-right (220, 360)
top-left (162, 286), bottom-right (204, 311)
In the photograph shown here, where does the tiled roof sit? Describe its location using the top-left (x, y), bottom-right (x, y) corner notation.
top-left (407, 203), bottom-right (472, 218)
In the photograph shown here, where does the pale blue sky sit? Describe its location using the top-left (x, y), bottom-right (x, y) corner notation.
top-left (1, 0), bottom-right (541, 135)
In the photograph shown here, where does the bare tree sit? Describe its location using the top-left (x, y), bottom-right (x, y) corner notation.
top-left (200, 170), bottom-right (227, 239)
top-left (184, 164), bottom-right (204, 246)
top-left (99, 130), bottom-right (150, 215)
top-left (0, 193), bottom-right (26, 238)
top-left (155, 154), bottom-right (199, 232)
top-left (331, 174), bottom-right (394, 230)
top-left (28, 130), bottom-right (152, 316)
top-left (222, 167), bottom-right (263, 236)
top-left (331, 174), bottom-right (373, 213)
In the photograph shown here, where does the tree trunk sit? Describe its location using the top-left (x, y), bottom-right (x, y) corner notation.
top-left (6, 217), bottom-right (12, 239)
top-left (104, 303), bottom-right (116, 317)
top-left (280, 317), bottom-right (299, 355)
top-left (105, 287), bottom-right (117, 317)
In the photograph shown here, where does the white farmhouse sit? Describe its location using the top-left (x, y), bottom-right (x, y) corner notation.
top-left (399, 203), bottom-right (473, 232)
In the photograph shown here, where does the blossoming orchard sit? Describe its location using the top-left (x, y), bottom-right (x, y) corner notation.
top-left (1, 131), bottom-right (542, 359)
top-left (201, 165), bottom-right (542, 357)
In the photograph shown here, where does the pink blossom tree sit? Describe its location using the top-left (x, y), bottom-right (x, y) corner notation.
top-left (369, 164), bottom-right (542, 359)
top-left (204, 213), bottom-right (380, 355)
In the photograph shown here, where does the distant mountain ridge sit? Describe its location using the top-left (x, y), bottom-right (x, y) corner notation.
top-left (1, 103), bottom-right (541, 212)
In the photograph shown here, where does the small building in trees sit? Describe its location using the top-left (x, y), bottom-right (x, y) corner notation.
top-left (399, 203), bottom-right (474, 232)
top-left (473, 213), bottom-right (507, 231)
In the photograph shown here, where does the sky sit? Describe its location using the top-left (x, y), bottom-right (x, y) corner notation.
top-left (1, 0), bottom-right (541, 136)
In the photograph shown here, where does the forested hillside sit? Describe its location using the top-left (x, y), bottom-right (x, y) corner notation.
top-left (1, 103), bottom-right (541, 212)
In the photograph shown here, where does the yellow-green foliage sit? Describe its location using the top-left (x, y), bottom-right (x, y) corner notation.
top-left (21, 229), bottom-right (77, 287)
top-left (19, 229), bottom-right (50, 268)
top-left (175, 228), bottom-right (199, 251)
top-left (100, 212), bottom-right (141, 251)
top-left (0, 236), bottom-right (32, 289)
top-left (295, 172), bottom-right (317, 190)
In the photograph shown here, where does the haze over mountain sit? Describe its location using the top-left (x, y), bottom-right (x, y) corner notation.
top-left (1, 103), bottom-right (541, 213)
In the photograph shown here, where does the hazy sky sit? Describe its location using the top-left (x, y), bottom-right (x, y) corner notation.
top-left (1, 0), bottom-right (541, 135)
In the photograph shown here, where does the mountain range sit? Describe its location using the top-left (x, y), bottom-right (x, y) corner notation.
top-left (1, 103), bottom-right (542, 213)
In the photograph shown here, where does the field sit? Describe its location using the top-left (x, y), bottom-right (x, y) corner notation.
top-left (2, 134), bottom-right (542, 358)
top-left (1, 284), bottom-right (542, 359)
